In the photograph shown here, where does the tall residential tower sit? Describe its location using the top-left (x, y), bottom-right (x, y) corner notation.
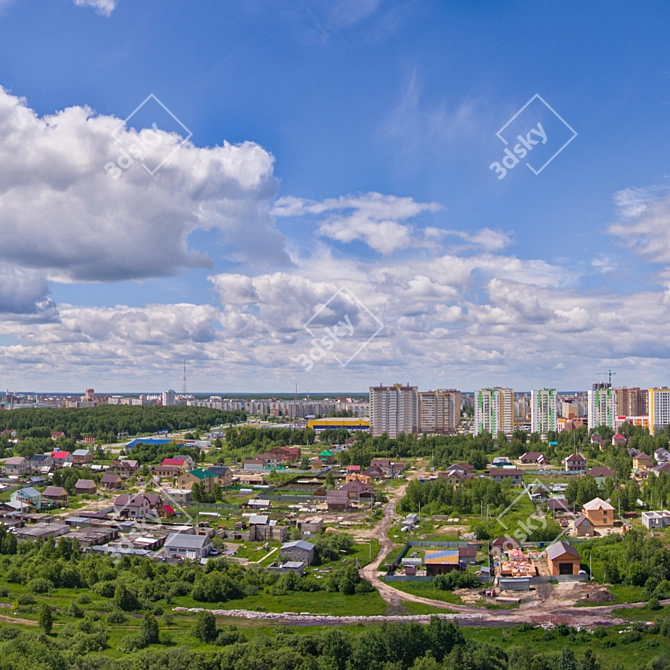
top-left (475, 388), bottom-right (514, 435)
top-left (419, 389), bottom-right (461, 434)
top-left (369, 384), bottom-right (419, 438)
top-left (531, 388), bottom-right (557, 436)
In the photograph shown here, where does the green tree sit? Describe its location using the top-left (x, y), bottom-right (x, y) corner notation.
top-left (139, 612), bottom-right (160, 645)
top-left (192, 610), bottom-right (218, 643)
top-left (38, 604), bottom-right (54, 635)
top-left (114, 583), bottom-right (140, 611)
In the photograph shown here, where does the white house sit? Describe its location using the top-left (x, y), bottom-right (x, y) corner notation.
top-left (163, 533), bottom-right (212, 559)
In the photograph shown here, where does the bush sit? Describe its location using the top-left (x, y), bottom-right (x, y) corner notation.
top-left (107, 609), bottom-right (127, 624)
top-left (67, 602), bottom-right (84, 618)
top-left (593, 627), bottom-right (608, 638)
top-left (17, 594), bottom-right (35, 605)
top-left (649, 597), bottom-right (662, 611)
top-left (77, 593), bottom-right (91, 604)
top-left (27, 578), bottom-right (54, 594)
top-left (216, 625), bottom-right (246, 646)
top-left (91, 581), bottom-right (116, 599)
top-left (0, 586), bottom-right (9, 598)
top-left (153, 605), bottom-right (164, 616)
top-left (0, 627), bottom-right (19, 641)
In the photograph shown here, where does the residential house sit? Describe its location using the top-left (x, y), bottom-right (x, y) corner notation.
top-left (143, 493), bottom-right (163, 510)
top-left (267, 446), bottom-right (301, 464)
top-left (326, 489), bottom-right (349, 511)
top-left (112, 460), bottom-right (140, 477)
top-left (369, 458), bottom-right (406, 477)
top-left (248, 515), bottom-right (288, 542)
top-left (587, 466), bottom-right (615, 486)
top-left (30, 454), bottom-right (53, 472)
top-left (634, 453), bottom-right (653, 471)
top-left (438, 469), bottom-right (470, 488)
top-left (458, 546), bottom-right (478, 565)
top-left (51, 431), bottom-right (65, 440)
top-left (51, 451), bottom-right (73, 467)
top-left (149, 465), bottom-right (181, 480)
top-left (363, 465), bottom-right (386, 479)
top-left (297, 517), bottom-right (324, 534)
top-left (642, 510), bottom-right (670, 529)
top-left (74, 479), bottom-right (97, 495)
top-left (655, 448), bottom-right (670, 464)
top-left (11, 487), bottom-right (41, 510)
top-left (280, 540), bottom-right (315, 565)
top-left (319, 450), bottom-right (335, 465)
top-left (339, 480), bottom-right (375, 502)
top-left (347, 465), bottom-right (361, 474)
top-left (582, 497), bottom-right (615, 527)
top-left (163, 532), bottom-right (212, 559)
top-left (4, 456), bottom-right (30, 476)
top-left (654, 463), bottom-right (670, 477)
top-left (346, 473), bottom-right (373, 484)
top-left (564, 453), bottom-right (587, 474)
top-left (573, 514), bottom-right (595, 537)
top-left (100, 473), bottom-right (123, 490)
top-left (612, 433), bottom-right (628, 446)
top-left (310, 457), bottom-right (323, 471)
top-left (176, 468), bottom-right (217, 492)
top-left (452, 462), bottom-right (474, 473)
top-left (72, 449), bottom-right (93, 465)
top-left (519, 452), bottom-right (547, 465)
top-left (488, 469), bottom-right (524, 486)
top-left (208, 465), bottom-right (232, 487)
top-left (546, 541), bottom-right (581, 576)
top-left (114, 493), bottom-right (152, 519)
top-left (42, 486), bottom-right (68, 504)
top-left (491, 536), bottom-right (520, 554)
top-left (161, 457), bottom-right (191, 473)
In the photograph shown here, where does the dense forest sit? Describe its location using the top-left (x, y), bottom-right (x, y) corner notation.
top-left (0, 406), bottom-right (246, 442)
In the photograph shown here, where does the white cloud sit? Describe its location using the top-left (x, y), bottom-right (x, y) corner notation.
top-left (273, 191), bottom-right (441, 254)
top-left (73, 0), bottom-right (118, 16)
top-left (0, 87), bottom-right (290, 283)
top-left (609, 186), bottom-right (670, 263)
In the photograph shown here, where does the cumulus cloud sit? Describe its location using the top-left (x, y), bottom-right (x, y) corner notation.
top-left (273, 191), bottom-right (441, 254)
top-left (73, 0), bottom-right (118, 16)
top-left (0, 87), bottom-right (289, 283)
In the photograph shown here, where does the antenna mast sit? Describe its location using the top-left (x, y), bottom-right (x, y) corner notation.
top-left (182, 360), bottom-right (187, 395)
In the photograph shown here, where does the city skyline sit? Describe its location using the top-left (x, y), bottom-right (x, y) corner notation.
top-left (1, 2), bottom-right (670, 391)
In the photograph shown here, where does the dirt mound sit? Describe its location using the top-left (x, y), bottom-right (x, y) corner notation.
top-left (583, 589), bottom-right (616, 604)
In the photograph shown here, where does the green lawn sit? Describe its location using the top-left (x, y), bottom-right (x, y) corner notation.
top-left (381, 579), bottom-right (464, 605)
top-left (172, 589), bottom-right (387, 616)
top-left (575, 584), bottom-right (647, 607)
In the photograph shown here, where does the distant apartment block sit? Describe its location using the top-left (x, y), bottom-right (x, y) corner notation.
top-left (588, 383), bottom-right (616, 431)
top-left (530, 388), bottom-right (557, 436)
top-left (616, 387), bottom-right (648, 418)
top-left (419, 389), bottom-right (460, 434)
top-left (649, 388), bottom-right (670, 436)
top-left (475, 388), bottom-right (514, 435)
top-left (369, 384), bottom-right (419, 438)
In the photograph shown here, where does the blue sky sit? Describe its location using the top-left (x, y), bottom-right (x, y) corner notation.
top-left (0, 0), bottom-right (669, 392)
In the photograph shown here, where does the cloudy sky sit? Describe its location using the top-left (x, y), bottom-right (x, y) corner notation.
top-left (0, 0), bottom-right (669, 393)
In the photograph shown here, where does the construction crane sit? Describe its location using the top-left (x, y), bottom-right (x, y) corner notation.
top-left (596, 369), bottom-right (616, 386)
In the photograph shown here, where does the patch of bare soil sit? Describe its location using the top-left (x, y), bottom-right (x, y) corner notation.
top-left (580, 588), bottom-right (616, 604)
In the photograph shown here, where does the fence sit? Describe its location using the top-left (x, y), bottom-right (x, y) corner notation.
top-left (389, 540), bottom-right (468, 572)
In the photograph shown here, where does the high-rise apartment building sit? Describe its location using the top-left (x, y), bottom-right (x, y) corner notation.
top-left (531, 388), bottom-right (558, 436)
top-left (588, 383), bottom-right (616, 431)
top-left (475, 388), bottom-right (514, 435)
top-left (615, 387), bottom-right (648, 417)
top-left (162, 390), bottom-right (176, 407)
top-left (648, 388), bottom-right (670, 436)
top-left (419, 389), bottom-right (461, 434)
top-left (369, 384), bottom-right (419, 438)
